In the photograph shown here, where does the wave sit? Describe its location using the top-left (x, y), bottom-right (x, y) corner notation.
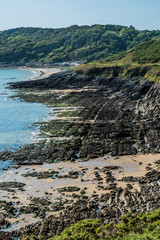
top-left (30, 70), bottom-right (41, 79)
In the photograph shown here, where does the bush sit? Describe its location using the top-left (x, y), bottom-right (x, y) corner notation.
top-left (56, 219), bottom-right (101, 240)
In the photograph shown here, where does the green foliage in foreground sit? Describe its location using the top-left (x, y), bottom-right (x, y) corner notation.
top-left (22, 209), bottom-right (160, 240)
top-left (22, 236), bottom-right (44, 240)
top-left (1, 25), bottom-right (160, 64)
top-left (56, 219), bottom-right (101, 240)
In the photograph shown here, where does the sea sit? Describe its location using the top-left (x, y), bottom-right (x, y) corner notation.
top-left (0, 69), bottom-right (51, 174)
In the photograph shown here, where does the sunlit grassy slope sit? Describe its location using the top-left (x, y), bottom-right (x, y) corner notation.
top-left (75, 38), bottom-right (160, 82)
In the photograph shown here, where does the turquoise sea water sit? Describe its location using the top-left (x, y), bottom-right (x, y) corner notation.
top-left (0, 69), bottom-right (50, 152)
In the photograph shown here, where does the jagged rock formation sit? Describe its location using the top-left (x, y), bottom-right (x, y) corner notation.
top-left (6, 70), bottom-right (160, 163)
top-left (8, 164), bottom-right (160, 239)
top-left (0, 70), bottom-right (160, 239)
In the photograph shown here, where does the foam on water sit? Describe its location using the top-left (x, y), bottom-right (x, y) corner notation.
top-left (0, 69), bottom-right (50, 151)
top-left (0, 160), bottom-right (14, 182)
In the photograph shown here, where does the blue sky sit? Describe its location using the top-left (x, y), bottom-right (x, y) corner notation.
top-left (0, 0), bottom-right (159, 31)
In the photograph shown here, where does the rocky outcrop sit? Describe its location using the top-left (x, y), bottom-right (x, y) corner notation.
top-left (19, 167), bottom-right (160, 238)
top-left (0, 70), bottom-right (159, 239)
top-left (6, 70), bottom-right (160, 164)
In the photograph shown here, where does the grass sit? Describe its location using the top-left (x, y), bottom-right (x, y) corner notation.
top-left (74, 60), bottom-right (160, 83)
top-left (57, 110), bottom-right (80, 118)
top-left (74, 38), bottom-right (160, 82)
top-left (22, 209), bottom-right (160, 240)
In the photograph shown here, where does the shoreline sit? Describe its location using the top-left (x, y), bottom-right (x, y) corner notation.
top-left (0, 153), bottom-right (160, 234)
top-left (18, 66), bottom-right (62, 80)
top-left (0, 67), bottom-right (61, 158)
top-left (0, 69), bottom-right (160, 238)
top-left (0, 65), bottom-right (64, 81)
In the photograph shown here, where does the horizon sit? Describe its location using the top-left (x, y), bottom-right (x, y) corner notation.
top-left (1, 23), bottom-right (160, 32)
top-left (0, 0), bottom-right (160, 31)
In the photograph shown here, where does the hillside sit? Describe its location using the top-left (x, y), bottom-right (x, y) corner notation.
top-left (0, 25), bottom-right (160, 64)
top-left (1, 28), bottom-right (160, 240)
top-left (75, 37), bottom-right (160, 82)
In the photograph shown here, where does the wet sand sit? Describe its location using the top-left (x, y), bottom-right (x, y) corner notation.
top-left (18, 67), bottom-right (62, 80)
top-left (1, 153), bottom-right (160, 231)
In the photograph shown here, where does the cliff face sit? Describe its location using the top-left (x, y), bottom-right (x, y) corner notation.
top-left (7, 70), bottom-right (160, 163)
top-left (135, 82), bottom-right (160, 152)
top-left (1, 71), bottom-right (160, 239)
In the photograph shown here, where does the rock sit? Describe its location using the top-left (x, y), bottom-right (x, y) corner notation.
top-left (57, 187), bottom-right (80, 193)
top-left (0, 182), bottom-right (26, 192)
top-left (5, 71), bottom-right (160, 164)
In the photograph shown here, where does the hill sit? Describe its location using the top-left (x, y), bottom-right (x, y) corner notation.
top-left (1, 26), bottom-right (160, 240)
top-left (0, 25), bottom-right (160, 64)
top-left (75, 37), bottom-right (160, 82)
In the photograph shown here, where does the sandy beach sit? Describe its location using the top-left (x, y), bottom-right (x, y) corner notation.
top-left (0, 66), bottom-right (160, 239)
top-left (18, 67), bottom-right (62, 80)
top-left (1, 153), bottom-right (160, 231)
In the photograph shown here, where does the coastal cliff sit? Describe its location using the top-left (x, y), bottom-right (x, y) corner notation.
top-left (0, 37), bottom-right (160, 239)
top-left (1, 69), bottom-right (159, 240)
top-left (6, 69), bottom-right (160, 164)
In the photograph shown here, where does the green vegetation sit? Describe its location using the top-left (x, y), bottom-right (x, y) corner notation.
top-left (22, 236), bottom-right (44, 240)
top-left (1, 25), bottom-right (160, 64)
top-left (132, 39), bottom-right (160, 63)
top-left (56, 219), bottom-right (101, 240)
top-left (57, 110), bottom-right (80, 118)
top-left (74, 37), bottom-right (160, 82)
top-left (22, 209), bottom-right (160, 240)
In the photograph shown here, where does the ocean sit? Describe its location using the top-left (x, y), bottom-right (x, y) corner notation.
top-left (0, 69), bottom-right (50, 152)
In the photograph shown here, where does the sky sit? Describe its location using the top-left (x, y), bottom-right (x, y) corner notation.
top-left (0, 0), bottom-right (159, 31)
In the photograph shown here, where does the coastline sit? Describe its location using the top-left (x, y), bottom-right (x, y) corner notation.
top-left (1, 153), bottom-right (160, 235)
top-left (0, 67), bottom-right (61, 158)
top-left (18, 66), bottom-right (62, 80)
top-left (0, 68), bottom-right (160, 238)
top-left (0, 65), bottom-right (63, 81)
